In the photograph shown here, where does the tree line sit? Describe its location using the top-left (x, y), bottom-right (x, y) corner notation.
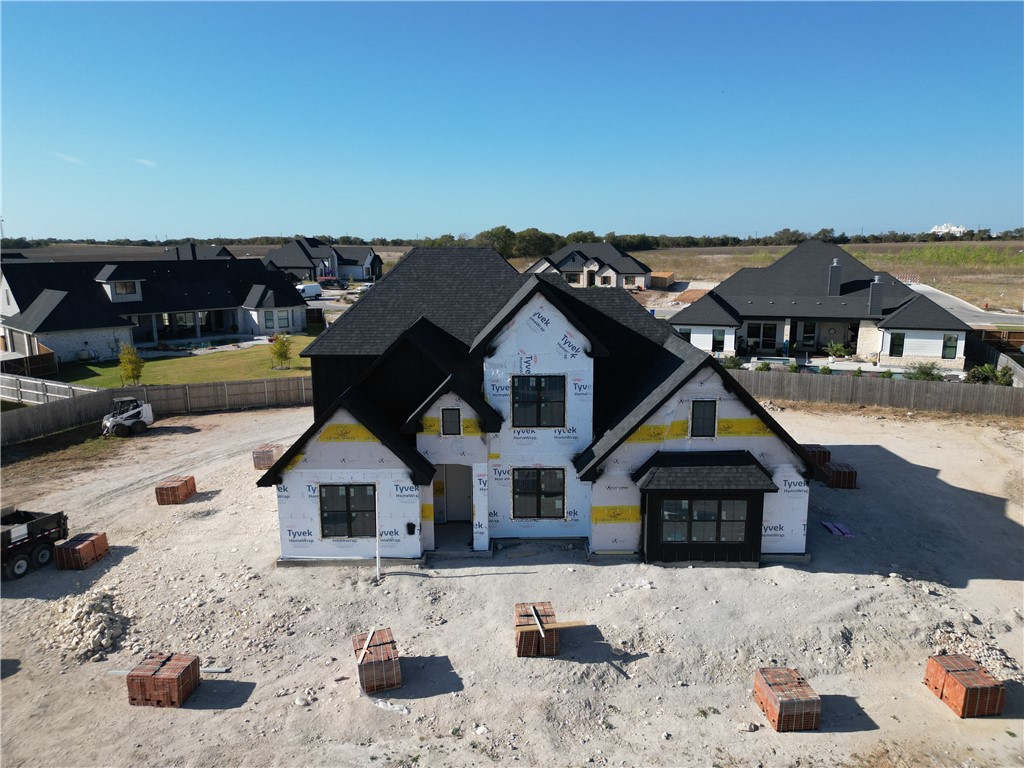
top-left (4, 225), bottom-right (1022, 262)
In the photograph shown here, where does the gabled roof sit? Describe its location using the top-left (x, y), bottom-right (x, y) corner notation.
top-left (4, 288), bottom-right (133, 333)
top-left (2, 260), bottom-right (305, 332)
top-left (631, 450), bottom-right (779, 492)
top-left (401, 372), bottom-right (504, 435)
top-left (545, 242), bottom-right (653, 275)
top-left (668, 240), bottom-right (968, 331)
top-left (877, 294), bottom-right (971, 331)
top-left (302, 247), bottom-right (526, 358)
top-left (669, 291), bottom-right (741, 328)
top-left (336, 246), bottom-right (380, 266)
top-left (163, 243), bottom-right (234, 261)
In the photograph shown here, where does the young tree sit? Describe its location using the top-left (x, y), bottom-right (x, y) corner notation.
top-left (119, 343), bottom-right (144, 385)
top-left (270, 333), bottom-right (293, 369)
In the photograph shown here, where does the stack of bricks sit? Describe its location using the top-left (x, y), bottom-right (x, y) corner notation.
top-left (924, 654), bottom-right (1005, 718)
top-left (754, 667), bottom-right (821, 732)
top-left (127, 653), bottom-right (201, 708)
top-left (252, 444), bottom-right (283, 470)
top-left (352, 627), bottom-right (402, 694)
top-left (824, 462), bottom-right (858, 489)
top-left (514, 602), bottom-right (560, 657)
top-left (801, 443), bottom-right (831, 469)
top-left (56, 532), bottom-right (109, 570)
top-left (155, 476), bottom-right (197, 505)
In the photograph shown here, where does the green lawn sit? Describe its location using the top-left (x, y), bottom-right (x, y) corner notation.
top-left (49, 335), bottom-right (317, 389)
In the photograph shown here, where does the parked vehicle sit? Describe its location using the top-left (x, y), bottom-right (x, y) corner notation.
top-left (1, 508), bottom-right (69, 579)
top-left (297, 283), bottom-right (323, 300)
top-left (101, 397), bottom-right (155, 437)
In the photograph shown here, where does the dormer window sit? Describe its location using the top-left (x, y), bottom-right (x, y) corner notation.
top-left (114, 281), bottom-right (137, 296)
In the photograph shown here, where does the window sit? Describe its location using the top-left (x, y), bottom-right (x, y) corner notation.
top-left (624, 276), bottom-right (636, 286)
top-left (889, 332), bottom-right (905, 357)
top-left (319, 484), bottom-right (375, 538)
top-left (942, 334), bottom-right (958, 360)
top-left (712, 329), bottom-right (725, 352)
top-left (511, 375), bottom-right (565, 428)
top-left (801, 322), bottom-right (816, 346)
top-left (441, 407), bottom-right (462, 436)
top-left (512, 468), bottom-right (565, 519)
top-left (264, 311), bottom-right (275, 329)
top-left (659, 498), bottom-right (747, 543)
top-left (114, 281), bottom-right (137, 296)
top-left (677, 328), bottom-right (692, 343)
top-left (691, 400), bottom-right (717, 437)
top-left (278, 310), bottom-right (290, 328)
top-left (600, 275), bottom-right (612, 286)
top-left (566, 273), bottom-right (581, 284)
top-left (747, 322), bottom-right (778, 350)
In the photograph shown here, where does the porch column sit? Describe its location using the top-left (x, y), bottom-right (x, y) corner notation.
top-left (150, 315), bottom-right (159, 342)
top-left (194, 312), bottom-right (201, 338)
top-left (782, 317), bottom-right (792, 356)
top-left (472, 463), bottom-right (489, 551)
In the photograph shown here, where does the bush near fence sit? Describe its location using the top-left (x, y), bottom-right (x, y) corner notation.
top-left (727, 369), bottom-right (1024, 416)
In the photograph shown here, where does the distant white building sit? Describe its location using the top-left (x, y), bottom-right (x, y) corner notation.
top-left (929, 223), bottom-right (967, 237)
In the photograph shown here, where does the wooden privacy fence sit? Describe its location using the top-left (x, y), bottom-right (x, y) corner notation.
top-left (1, 376), bottom-right (312, 447)
top-left (0, 375), bottom-right (98, 405)
top-left (728, 369), bottom-right (1024, 417)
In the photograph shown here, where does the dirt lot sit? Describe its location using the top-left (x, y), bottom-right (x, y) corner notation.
top-left (1, 405), bottom-right (1022, 768)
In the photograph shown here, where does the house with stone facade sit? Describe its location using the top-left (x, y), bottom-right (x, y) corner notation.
top-left (258, 247), bottom-right (818, 565)
top-left (668, 240), bottom-right (971, 369)
top-left (528, 242), bottom-right (652, 290)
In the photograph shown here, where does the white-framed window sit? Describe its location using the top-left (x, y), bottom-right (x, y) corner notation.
top-left (278, 310), bottom-right (290, 328)
top-left (712, 329), bottom-right (725, 353)
top-left (264, 311), bottom-right (275, 329)
top-left (441, 407), bottom-right (462, 436)
top-left (942, 334), bottom-right (958, 360)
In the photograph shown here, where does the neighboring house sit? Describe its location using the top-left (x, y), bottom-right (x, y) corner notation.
top-left (1, 260), bottom-right (306, 362)
top-left (528, 242), bottom-right (652, 290)
top-left (257, 247), bottom-right (817, 566)
top-left (263, 238), bottom-right (382, 282)
top-left (162, 243), bottom-right (235, 261)
top-left (668, 240), bottom-right (972, 369)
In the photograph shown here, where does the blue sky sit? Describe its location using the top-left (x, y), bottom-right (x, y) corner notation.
top-left (2, 1), bottom-right (1022, 241)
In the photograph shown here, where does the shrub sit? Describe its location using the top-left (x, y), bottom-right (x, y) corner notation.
top-left (787, 362), bottom-right (799, 373)
top-left (853, 367), bottom-right (863, 377)
top-left (965, 364), bottom-right (1014, 386)
top-left (902, 362), bottom-right (944, 381)
top-left (819, 365), bottom-right (832, 375)
top-left (721, 356), bottom-right (742, 369)
top-left (755, 362), bottom-right (772, 372)
top-left (118, 343), bottom-right (144, 385)
top-left (825, 341), bottom-right (849, 358)
top-left (879, 369), bottom-right (894, 379)
top-left (270, 333), bottom-right (293, 369)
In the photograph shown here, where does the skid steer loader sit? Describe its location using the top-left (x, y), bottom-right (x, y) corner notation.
top-left (101, 397), bottom-right (155, 437)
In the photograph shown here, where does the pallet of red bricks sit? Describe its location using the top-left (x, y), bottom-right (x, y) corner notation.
top-left (515, 601), bottom-right (560, 657)
top-left (924, 654), bottom-right (1005, 718)
top-left (55, 532), bottom-right (109, 570)
top-left (801, 443), bottom-right (832, 469)
top-left (352, 627), bottom-right (402, 694)
top-left (127, 652), bottom-right (201, 708)
top-left (824, 461), bottom-right (858, 489)
top-left (155, 475), bottom-right (197, 505)
top-left (252, 444), bottom-right (283, 470)
top-left (754, 667), bottom-right (821, 732)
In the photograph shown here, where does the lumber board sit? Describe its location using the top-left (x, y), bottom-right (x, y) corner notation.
top-left (514, 620), bottom-right (586, 633)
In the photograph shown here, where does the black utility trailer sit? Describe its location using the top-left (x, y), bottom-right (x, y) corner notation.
top-left (1, 508), bottom-right (69, 580)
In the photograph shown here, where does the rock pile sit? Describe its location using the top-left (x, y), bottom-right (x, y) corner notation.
top-left (930, 619), bottom-right (1024, 683)
top-left (44, 589), bottom-right (128, 663)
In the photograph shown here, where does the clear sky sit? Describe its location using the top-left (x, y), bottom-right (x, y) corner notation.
top-left (2, 1), bottom-right (1022, 241)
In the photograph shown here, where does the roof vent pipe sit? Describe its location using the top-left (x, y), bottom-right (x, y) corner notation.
top-left (868, 274), bottom-right (884, 315)
top-left (827, 258), bottom-right (843, 297)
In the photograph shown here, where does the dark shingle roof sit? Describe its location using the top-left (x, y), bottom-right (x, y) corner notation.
top-left (542, 242), bottom-right (653, 275)
top-left (877, 294), bottom-right (971, 331)
top-left (302, 248), bottom-right (527, 357)
top-left (669, 292), bottom-right (741, 327)
top-left (668, 240), bottom-right (968, 331)
top-left (5, 289), bottom-right (134, 333)
top-left (630, 450), bottom-right (779, 492)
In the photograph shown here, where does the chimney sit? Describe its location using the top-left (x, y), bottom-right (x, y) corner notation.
top-left (868, 274), bottom-right (884, 315)
top-left (827, 258), bottom-right (842, 296)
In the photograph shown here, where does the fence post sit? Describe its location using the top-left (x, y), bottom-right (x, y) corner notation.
top-left (185, 384), bottom-right (191, 413)
top-left (224, 382), bottom-right (229, 411)
top-left (265, 379), bottom-right (269, 407)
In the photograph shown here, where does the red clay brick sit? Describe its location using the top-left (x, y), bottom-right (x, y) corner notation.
top-left (754, 667), bottom-right (820, 732)
top-left (127, 653), bottom-right (200, 708)
top-left (155, 476), bottom-right (197, 505)
top-left (824, 462), bottom-right (858, 489)
top-left (924, 654), bottom-right (1004, 718)
top-left (352, 627), bottom-right (402, 694)
top-left (514, 602), bottom-right (560, 657)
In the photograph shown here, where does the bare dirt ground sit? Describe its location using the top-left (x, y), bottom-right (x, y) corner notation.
top-left (1, 405), bottom-right (1022, 768)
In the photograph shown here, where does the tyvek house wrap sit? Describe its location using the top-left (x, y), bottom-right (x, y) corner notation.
top-left (482, 294), bottom-right (594, 541)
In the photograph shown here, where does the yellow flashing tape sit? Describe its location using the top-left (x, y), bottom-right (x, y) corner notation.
top-left (283, 453), bottom-right (304, 472)
top-left (626, 424), bottom-right (668, 443)
top-left (420, 417), bottom-right (440, 435)
top-left (488, 453), bottom-right (501, 460)
top-left (462, 418), bottom-right (483, 436)
top-left (318, 423), bottom-right (380, 443)
top-left (420, 504), bottom-right (434, 521)
top-left (591, 506), bottom-right (641, 524)
top-left (717, 417), bottom-right (773, 437)
top-left (666, 420), bottom-right (689, 440)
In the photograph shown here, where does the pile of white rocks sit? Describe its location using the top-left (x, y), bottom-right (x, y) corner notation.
top-left (930, 619), bottom-right (1023, 683)
top-left (44, 589), bottom-right (128, 663)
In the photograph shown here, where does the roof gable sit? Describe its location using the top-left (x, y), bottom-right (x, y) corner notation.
top-left (877, 294), bottom-right (972, 331)
top-left (548, 242), bottom-right (652, 274)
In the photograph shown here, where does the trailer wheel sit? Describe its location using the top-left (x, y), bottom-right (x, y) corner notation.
top-left (5, 553), bottom-right (31, 580)
top-left (131, 420), bottom-right (146, 435)
top-left (31, 543), bottom-right (55, 569)
top-left (112, 423), bottom-right (130, 438)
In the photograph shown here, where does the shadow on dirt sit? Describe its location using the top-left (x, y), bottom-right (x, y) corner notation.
top-left (0, 545), bottom-right (138, 601)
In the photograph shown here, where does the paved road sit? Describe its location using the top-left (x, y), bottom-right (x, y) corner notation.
top-left (910, 283), bottom-right (1024, 330)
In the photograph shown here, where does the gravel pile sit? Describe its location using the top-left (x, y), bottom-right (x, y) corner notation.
top-left (44, 589), bottom-right (129, 663)
top-left (930, 618), bottom-right (1024, 682)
